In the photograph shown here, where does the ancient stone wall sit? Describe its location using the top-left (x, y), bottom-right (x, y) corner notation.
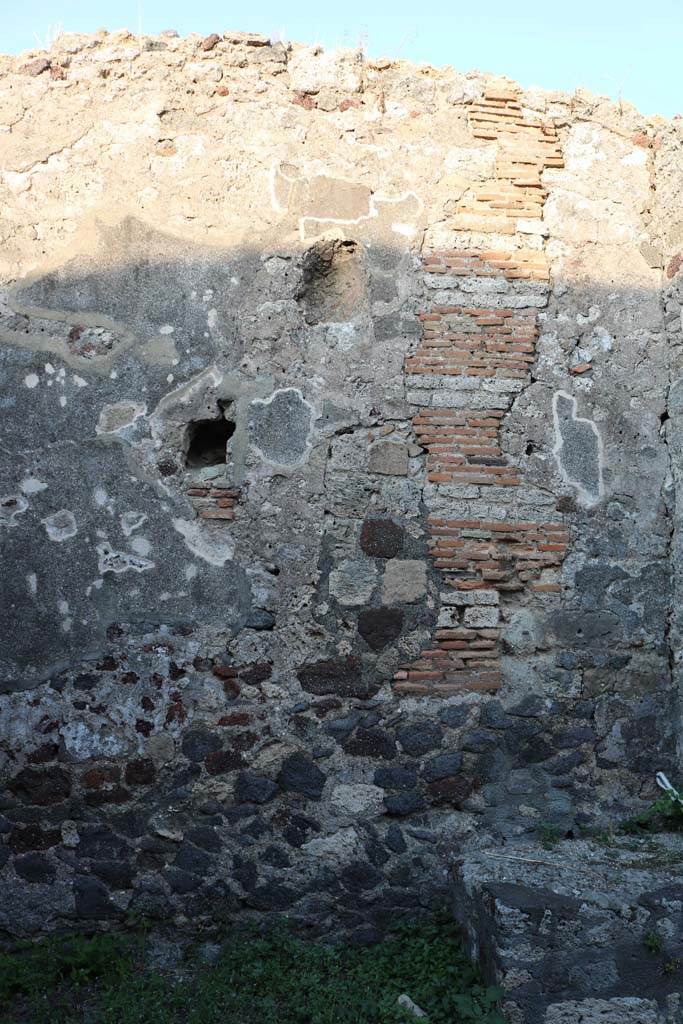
top-left (0, 29), bottom-right (681, 940)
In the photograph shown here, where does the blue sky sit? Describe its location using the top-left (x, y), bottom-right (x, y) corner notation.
top-left (2, 1), bottom-right (681, 118)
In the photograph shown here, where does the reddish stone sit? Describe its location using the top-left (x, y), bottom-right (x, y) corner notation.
top-left (292, 92), bottom-right (316, 110)
top-left (427, 776), bottom-right (475, 807)
top-left (218, 712), bottom-right (251, 727)
top-left (205, 749), bottom-right (243, 775)
top-left (124, 758), bottom-right (156, 786)
top-left (22, 58), bottom-right (50, 77)
top-left (238, 662), bottom-right (272, 685)
top-left (667, 253), bottom-right (682, 279)
top-left (201, 32), bottom-right (220, 51)
top-left (360, 518), bottom-right (404, 558)
top-left (7, 824), bottom-right (61, 854)
top-left (27, 742), bottom-right (59, 764)
top-left (136, 719), bottom-right (153, 736)
top-left (82, 765), bottom-right (120, 790)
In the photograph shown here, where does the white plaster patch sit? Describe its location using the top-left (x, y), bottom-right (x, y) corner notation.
top-left (159, 324), bottom-right (175, 334)
top-left (60, 720), bottom-right (127, 762)
top-left (73, 375), bottom-right (88, 388)
top-left (120, 511), bottom-right (147, 536)
top-left (552, 391), bottom-right (604, 507)
top-left (26, 573), bottom-right (37, 596)
top-left (172, 517), bottom-right (234, 566)
top-left (326, 323), bottom-right (359, 351)
top-left (42, 509), bottom-right (78, 542)
top-left (96, 542), bottom-right (154, 574)
top-left (20, 477), bottom-right (47, 495)
top-left (621, 148), bottom-right (648, 166)
top-left (96, 401), bottom-right (147, 435)
top-left (391, 222), bottom-right (416, 236)
top-left (130, 535), bottom-right (152, 557)
top-left (184, 563), bottom-right (199, 580)
top-left (93, 488), bottom-right (113, 512)
top-left (24, 373), bottom-right (39, 389)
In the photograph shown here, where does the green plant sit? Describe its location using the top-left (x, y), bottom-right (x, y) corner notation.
top-left (644, 930), bottom-right (663, 954)
top-left (621, 773), bottom-right (683, 834)
top-left (0, 918), bottom-right (507, 1024)
top-left (662, 957), bottom-right (682, 976)
top-left (537, 822), bottom-right (563, 850)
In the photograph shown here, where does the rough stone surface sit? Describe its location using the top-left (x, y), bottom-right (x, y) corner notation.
top-left (0, 33), bottom-right (681, 997)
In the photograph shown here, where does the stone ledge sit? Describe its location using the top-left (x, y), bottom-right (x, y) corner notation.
top-left (450, 836), bottom-right (683, 1023)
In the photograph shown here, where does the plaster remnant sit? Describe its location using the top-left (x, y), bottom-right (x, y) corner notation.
top-left (130, 535), bottom-right (152, 557)
top-left (23, 373), bottom-right (39, 389)
top-left (96, 542), bottom-right (154, 574)
top-left (96, 401), bottom-right (147, 434)
top-left (42, 509), bottom-right (78, 542)
top-left (552, 391), bottom-right (603, 506)
top-left (26, 574), bottom-right (37, 596)
top-left (120, 511), bottom-right (148, 536)
top-left (250, 388), bottom-right (314, 465)
top-left (20, 477), bottom-right (47, 495)
top-left (172, 517), bottom-right (235, 566)
top-left (1, 494), bottom-right (29, 526)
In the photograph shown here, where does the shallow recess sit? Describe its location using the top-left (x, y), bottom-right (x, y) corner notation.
top-left (185, 408), bottom-right (235, 468)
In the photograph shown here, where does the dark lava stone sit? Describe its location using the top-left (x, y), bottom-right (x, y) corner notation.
top-left (297, 657), bottom-right (378, 699)
top-left (325, 711), bottom-right (361, 740)
top-left (374, 766), bottom-right (417, 790)
top-left (174, 842), bottom-right (212, 874)
top-left (358, 607), bottom-right (404, 651)
top-left (438, 705), bottom-right (470, 729)
top-left (14, 852), bottom-right (55, 884)
top-left (235, 773), bottom-right (278, 804)
top-left (90, 859), bottom-right (134, 889)
top-left (283, 814), bottom-right (320, 848)
top-left (461, 729), bottom-right (498, 753)
top-left (396, 721), bottom-right (442, 756)
top-left (246, 609), bottom-right (276, 631)
top-left (74, 876), bottom-right (118, 918)
top-left (277, 754), bottom-right (326, 800)
top-left (232, 855), bottom-right (257, 892)
top-left (340, 860), bottom-right (383, 892)
top-left (181, 729), bottom-right (222, 763)
top-left (421, 753), bottom-right (463, 782)
top-left (384, 822), bottom-right (406, 853)
top-left (261, 845), bottom-right (291, 868)
top-left (384, 791), bottom-right (426, 816)
top-left (75, 827), bottom-right (130, 860)
top-left (186, 826), bottom-right (222, 852)
top-left (360, 518), bottom-right (404, 558)
top-left (164, 868), bottom-right (201, 894)
top-left (345, 728), bottom-right (396, 760)
top-left (9, 767), bottom-right (71, 806)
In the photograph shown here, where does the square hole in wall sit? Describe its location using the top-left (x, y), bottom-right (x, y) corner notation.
top-left (185, 404), bottom-right (235, 468)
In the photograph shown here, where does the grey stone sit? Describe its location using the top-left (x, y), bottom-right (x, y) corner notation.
top-left (368, 441), bottom-right (409, 476)
top-left (381, 560), bottom-right (427, 604)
